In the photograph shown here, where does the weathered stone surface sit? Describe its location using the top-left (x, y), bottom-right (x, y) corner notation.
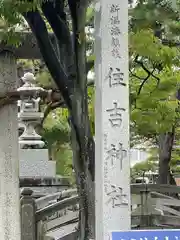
top-left (19, 176), bottom-right (70, 187)
top-left (19, 149), bottom-right (56, 178)
top-left (95, 0), bottom-right (130, 239)
top-left (20, 188), bottom-right (36, 240)
top-left (45, 222), bottom-right (78, 240)
top-left (0, 52), bottom-right (20, 240)
top-left (21, 187), bottom-right (33, 196)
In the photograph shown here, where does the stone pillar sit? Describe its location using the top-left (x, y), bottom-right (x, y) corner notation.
top-left (0, 51), bottom-right (20, 240)
top-left (95, 0), bottom-right (130, 239)
top-left (20, 188), bottom-right (36, 240)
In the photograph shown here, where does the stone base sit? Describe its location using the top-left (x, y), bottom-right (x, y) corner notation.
top-left (19, 149), bottom-right (56, 177)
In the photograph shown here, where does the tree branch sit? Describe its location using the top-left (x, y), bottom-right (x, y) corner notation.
top-left (162, 39), bottom-right (180, 47)
top-left (135, 55), bottom-right (160, 95)
top-left (22, 9), bottom-right (72, 111)
top-left (41, 101), bottom-right (64, 126)
top-left (137, 69), bottom-right (158, 95)
top-left (129, 69), bottom-right (145, 81)
top-left (41, 0), bottom-right (76, 89)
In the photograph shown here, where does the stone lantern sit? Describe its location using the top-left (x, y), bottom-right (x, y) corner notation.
top-left (18, 72), bottom-right (44, 149)
top-left (18, 72), bottom-right (56, 178)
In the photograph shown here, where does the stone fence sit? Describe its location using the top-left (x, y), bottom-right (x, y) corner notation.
top-left (20, 184), bottom-right (180, 240)
top-left (20, 188), bottom-right (79, 240)
top-left (131, 184), bottom-right (180, 229)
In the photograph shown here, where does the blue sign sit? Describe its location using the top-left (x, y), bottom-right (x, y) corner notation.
top-left (111, 230), bottom-right (180, 240)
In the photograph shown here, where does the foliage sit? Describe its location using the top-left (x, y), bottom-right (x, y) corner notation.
top-left (42, 108), bottom-right (70, 145)
top-left (129, 0), bottom-right (180, 147)
top-left (130, 30), bottom-right (180, 139)
top-left (132, 144), bottom-right (180, 176)
top-left (131, 160), bottom-right (156, 181)
top-left (129, 0), bottom-right (180, 183)
top-left (129, 0), bottom-right (180, 37)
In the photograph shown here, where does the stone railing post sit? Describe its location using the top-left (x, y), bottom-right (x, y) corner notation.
top-left (20, 188), bottom-right (36, 240)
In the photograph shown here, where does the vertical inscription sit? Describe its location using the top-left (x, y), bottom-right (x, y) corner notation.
top-left (106, 142), bottom-right (127, 169)
top-left (106, 102), bottom-right (125, 128)
top-left (95, 0), bottom-right (129, 237)
top-left (105, 67), bottom-right (126, 88)
top-left (109, 4), bottom-right (121, 59)
top-left (106, 184), bottom-right (128, 208)
top-left (104, 134), bottom-right (128, 209)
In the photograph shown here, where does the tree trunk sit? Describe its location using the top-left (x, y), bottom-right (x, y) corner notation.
top-left (69, 3), bottom-right (95, 239)
top-left (158, 128), bottom-right (175, 184)
top-left (0, 51), bottom-right (20, 240)
top-left (22, 3), bottom-right (95, 239)
top-left (71, 122), bottom-right (95, 240)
